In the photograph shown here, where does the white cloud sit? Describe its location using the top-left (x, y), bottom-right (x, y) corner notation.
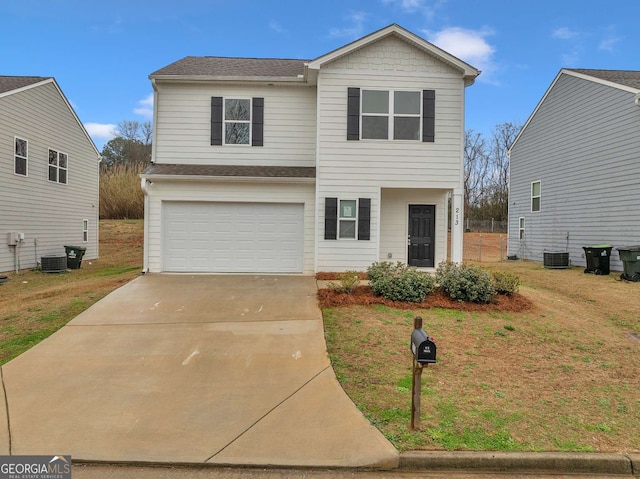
top-left (381, 0), bottom-right (425, 12)
top-left (84, 122), bottom-right (117, 140)
top-left (424, 27), bottom-right (496, 80)
top-left (328, 11), bottom-right (367, 39)
top-left (269, 20), bottom-right (284, 33)
top-left (599, 35), bottom-right (619, 52)
top-left (381, 0), bottom-right (447, 20)
top-left (552, 27), bottom-right (579, 40)
top-left (133, 93), bottom-right (154, 119)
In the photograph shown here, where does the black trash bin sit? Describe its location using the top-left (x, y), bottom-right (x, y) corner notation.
top-left (64, 245), bottom-right (87, 269)
top-left (583, 244), bottom-right (612, 275)
top-left (616, 245), bottom-right (640, 282)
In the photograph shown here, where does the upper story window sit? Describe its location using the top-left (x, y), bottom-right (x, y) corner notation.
top-left (224, 99), bottom-right (251, 144)
top-left (48, 149), bottom-right (68, 184)
top-left (531, 181), bottom-right (541, 212)
top-left (348, 88), bottom-right (435, 142)
top-left (14, 137), bottom-right (28, 176)
top-left (211, 96), bottom-right (264, 147)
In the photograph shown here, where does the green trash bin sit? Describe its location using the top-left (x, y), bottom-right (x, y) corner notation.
top-left (616, 246), bottom-right (640, 282)
top-left (582, 244), bottom-right (612, 275)
top-left (64, 245), bottom-right (87, 269)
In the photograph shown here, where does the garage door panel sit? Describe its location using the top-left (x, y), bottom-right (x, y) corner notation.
top-left (163, 202), bottom-right (304, 273)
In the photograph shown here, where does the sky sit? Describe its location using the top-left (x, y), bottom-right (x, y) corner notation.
top-left (1, 0), bottom-right (638, 150)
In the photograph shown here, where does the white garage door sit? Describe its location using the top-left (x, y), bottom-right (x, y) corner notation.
top-left (163, 202), bottom-right (304, 273)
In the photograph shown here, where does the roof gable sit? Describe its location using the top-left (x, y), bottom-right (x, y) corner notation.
top-left (0, 76), bottom-right (100, 157)
top-left (510, 68), bottom-right (640, 153)
top-left (307, 24), bottom-right (480, 85)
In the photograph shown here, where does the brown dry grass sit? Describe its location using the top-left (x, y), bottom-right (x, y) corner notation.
top-left (99, 163), bottom-right (145, 219)
top-left (0, 220), bottom-right (143, 364)
top-left (323, 233), bottom-right (640, 453)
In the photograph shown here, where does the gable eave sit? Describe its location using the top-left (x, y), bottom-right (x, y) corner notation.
top-left (307, 24), bottom-right (480, 82)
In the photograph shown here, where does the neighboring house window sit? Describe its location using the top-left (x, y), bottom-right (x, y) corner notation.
top-left (48, 149), bottom-right (68, 184)
top-left (210, 97), bottom-right (264, 146)
top-left (83, 219), bottom-right (89, 243)
top-left (348, 88), bottom-right (435, 142)
top-left (14, 137), bottom-right (28, 176)
top-left (519, 217), bottom-right (525, 240)
top-left (531, 181), bottom-right (541, 212)
top-left (324, 197), bottom-right (371, 241)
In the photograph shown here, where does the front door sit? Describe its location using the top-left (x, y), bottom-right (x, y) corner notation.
top-left (408, 205), bottom-right (435, 267)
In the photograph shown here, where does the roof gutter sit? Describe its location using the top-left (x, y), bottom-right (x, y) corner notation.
top-left (139, 174), bottom-right (315, 184)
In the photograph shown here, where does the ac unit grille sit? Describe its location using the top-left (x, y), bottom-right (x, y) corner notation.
top-left (41, 254), bottom-right (67, 273)
top-left (543, 251), bottom-right (569, 269)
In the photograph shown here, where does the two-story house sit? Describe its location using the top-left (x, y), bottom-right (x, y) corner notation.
top-left (141, 24), bottom-right (479, 274)
top-left (0, 76), bottom-right (100, 273)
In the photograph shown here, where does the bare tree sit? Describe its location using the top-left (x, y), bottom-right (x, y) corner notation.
top-left (101, 120), bottom-right (153, 168)
top-left (464, 129), bottom-right (490, 211)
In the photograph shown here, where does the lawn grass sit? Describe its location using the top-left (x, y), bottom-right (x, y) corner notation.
top-left (0, 220), bottom-right (143, 365)
top-left (323, 254), bottom-right (640, 453)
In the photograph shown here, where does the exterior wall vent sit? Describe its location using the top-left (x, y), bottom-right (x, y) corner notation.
top-left (543, 251), bottom-right (570, 269)
top-left (41, 254), bottom-right (67, 273)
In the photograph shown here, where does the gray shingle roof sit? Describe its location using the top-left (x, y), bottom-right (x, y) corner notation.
top-left (150, 57), bottom-right (309, 78)
top-left (142, 164), bottom-right (316, 179)
top-left (568, 69), bottom-right (640, 90)
top-left (0, 76), bottom-right (50, 94)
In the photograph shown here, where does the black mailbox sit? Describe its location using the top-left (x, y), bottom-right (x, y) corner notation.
top-left (411, 328), bottom-right (436, 364)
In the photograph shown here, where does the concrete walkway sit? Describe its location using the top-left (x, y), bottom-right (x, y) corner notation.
top-left (0, 275), bottom-right (398, 468)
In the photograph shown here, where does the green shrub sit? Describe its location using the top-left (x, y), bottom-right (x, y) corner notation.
top-left (436, 261), bottom-right (496, 303)
top-left (368, 262), bottom-right (435, 302)
top-left (492, 271), bottom-right (520, 296)
top-left (328, 271), bottom-right (361, 294)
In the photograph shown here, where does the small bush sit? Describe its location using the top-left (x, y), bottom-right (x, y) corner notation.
top-left (436, 261), bottom-right (496, 304)
top-left (492, 271), bottom-right (520, 296)
top-left (368, 262), bottom-right (435, 302)
top-left (327, 271), bottom-right (361, 294)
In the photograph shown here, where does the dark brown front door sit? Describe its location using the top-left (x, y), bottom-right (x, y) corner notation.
top-left (408, 205), bottom-right (435, 267)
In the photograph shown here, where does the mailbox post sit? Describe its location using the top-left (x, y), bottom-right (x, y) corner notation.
top-left (410, 316), bottom-right (436, 430)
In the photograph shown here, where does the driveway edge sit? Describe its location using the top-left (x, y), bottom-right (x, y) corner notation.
top-left (399, 451), bottom-right (638, 476)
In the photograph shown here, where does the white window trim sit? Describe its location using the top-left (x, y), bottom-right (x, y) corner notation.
top-left (531, 180), bottom-right (541, 212)
top-left (518, 217), bottom-right (525, 240)
top-left (361, 89), bottom-right (422, 141)
top-left (338, 199), bottom-right (358, 240)
top-left (14, 136), bottom-right (28, 177)
top-left (83, 219), bottom-right (89, 243)
top-left (223, 97), bottom-right (252, 146)
top-left (48, 148), bottom-right (69, 185)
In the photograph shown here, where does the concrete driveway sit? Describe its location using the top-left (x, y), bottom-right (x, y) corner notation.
top-left (0, 275), bottom-right (398, 468)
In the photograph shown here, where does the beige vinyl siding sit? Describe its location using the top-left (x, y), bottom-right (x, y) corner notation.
top-left (0, 81), bottom-right (100, 273)
top-left (315, 36), bottom-right (466, 271)
top-left (508, 73), bottom-right (640, 271)
top-left (153, 83), bottom-right (317, 167)
top-left (145, 181), bottom-right (315, 273)
top-left (379, 189), bottom-right (448, 267)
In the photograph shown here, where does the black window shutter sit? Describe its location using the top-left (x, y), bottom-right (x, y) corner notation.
top-left (358, 198), bottom-right (371, 240)
top-left (422, 90), bottom-right (435, 142)
top-left (347, 87), bottom-right (360, 141)
top-left (211, 97), bottom-right (223, 145)
top-left (252, 97), bottom-right (264, 146)
top-left (324, 198), bottom-right (338, 240)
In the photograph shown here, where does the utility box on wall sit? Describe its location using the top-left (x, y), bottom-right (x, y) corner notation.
top-left (7, 233), bottom-right (20, 246)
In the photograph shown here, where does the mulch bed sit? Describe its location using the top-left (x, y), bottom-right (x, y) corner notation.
top-left (318, 285), bottom-right (533, 312)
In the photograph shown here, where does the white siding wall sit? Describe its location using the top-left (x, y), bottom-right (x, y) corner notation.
top-left (153, 83), bottom-right (317, 167)
top-left (0, 82), bottom-right (100, 273)
top-left (316, 35), bottom-right (466, 271)
top-left (508, 73), bottom-right (640, 271)
top-left (379, 188), bottom-right (448, 267)
top-left (145, 180), bottom-right (315, 273)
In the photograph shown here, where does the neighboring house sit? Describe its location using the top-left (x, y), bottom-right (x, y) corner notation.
top-left (141, 24), bottom-right (479, 274)
top-left (0, 76), bottom-right (101, 273)
top-left (508, 69), bottom-right (640, 271)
